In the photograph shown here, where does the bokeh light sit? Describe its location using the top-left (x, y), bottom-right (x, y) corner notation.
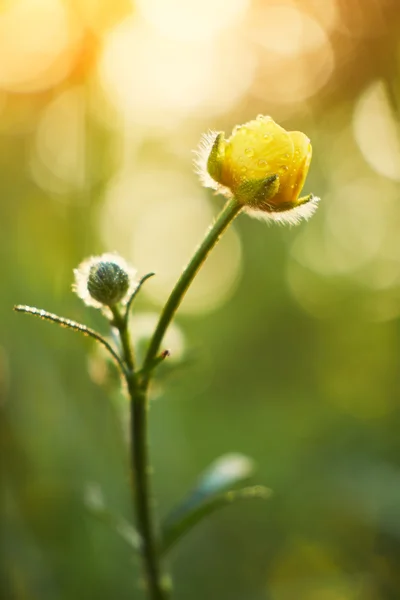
top-left (135, 0), bottom-right (249, 42)
top-left (100, 168), bottom-right (242, 313)
top-left (0, 0), bottom-right (81, 93)
top-left (30, 87), bottom-right (87, 194)
top-left (98, 16), bottom-right (255, 127)
top-left (130, 312), bottom-right (185, 361)
top-left (251, 4), bottom-right (330, 57)
top-left (288, 175), bottom-right (400, 323)
top-left (250, 3), bottom-right (335, 106)
top-left (353, 79), bottom-right (400, 181)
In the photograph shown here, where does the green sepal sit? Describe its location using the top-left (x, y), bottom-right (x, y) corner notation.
top-left (267, 192), bottom-right (315, 213)
top-left (160, 454), bottom-right (271, 555)
top-left (236, 174), bottom-right (280, 208)
top-left (207, 132), bottom-right (226, 184)
top-left (297, 193), bottom-right (314, 205)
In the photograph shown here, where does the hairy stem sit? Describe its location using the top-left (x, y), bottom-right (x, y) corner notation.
top-left (112, 197), bottom-right (241, 598)
top-left (142, 197), bottom-right (242, 385)
top-left (111, 305), bottom-right (169, 600)
top-left (13, 305), bottom-right (126, 374)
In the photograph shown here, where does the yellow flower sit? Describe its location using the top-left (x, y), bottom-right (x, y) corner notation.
top-left (195, 115), bottom-right (319, 225)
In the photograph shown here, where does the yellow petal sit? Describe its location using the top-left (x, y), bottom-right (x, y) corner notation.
top-left (219, 116), bottom-right (295, 193)
top-left (290, 131), bottom-right (312, 201)
top-left (269, 131), bottom-right (311, 208)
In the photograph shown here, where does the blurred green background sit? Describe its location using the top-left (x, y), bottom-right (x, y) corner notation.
top-left (2, 0), bottom-right (400, 598)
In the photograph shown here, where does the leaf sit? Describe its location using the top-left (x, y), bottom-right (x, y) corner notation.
top-left (14, 305), bottom-right (125, 373)
top-left (84, 483), bottom-right (141, 552)
top-left (160, 454), bottom-right (271, 555)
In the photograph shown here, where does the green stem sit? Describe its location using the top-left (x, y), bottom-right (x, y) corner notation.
top-left (111, 305), bottom-right (169, 600)
top-left (131, 382), bottom-right (169, 600)
top-left (111, 305), bottom-right (135, 373)
top-left (142, 197), bottom-right (242, 383)
top-left (111, 196), bottom-right (241, 599)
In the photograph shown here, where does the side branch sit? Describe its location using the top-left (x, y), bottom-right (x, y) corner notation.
top-left (13, 305), bottom-right (126, 375)
top-left (124, 272), bottom-right (156, 327)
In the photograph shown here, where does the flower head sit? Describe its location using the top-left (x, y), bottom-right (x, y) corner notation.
top-left (73, 253), bottom-right (137, 309)
top-left (195, 115), bottom-right (319, 225)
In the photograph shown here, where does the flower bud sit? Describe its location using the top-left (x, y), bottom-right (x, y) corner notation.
top-left (195, 115), bottom-right (319, 225)
top-left (73, 253), bottom-right (137, 308)
top-left (87, 261), bottom-right (129, 306)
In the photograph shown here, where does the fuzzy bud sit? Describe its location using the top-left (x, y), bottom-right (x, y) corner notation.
top-left (73, 253), bottom-right (137, 309)
top-left (87, 261), bottom-right (129, 306)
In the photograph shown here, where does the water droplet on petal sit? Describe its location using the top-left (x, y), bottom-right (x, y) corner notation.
top-left (258, 159), bottom-right (268, 167)
top-left (245, 148), bottom-right (254, 157)
top-left (263, 134), bottom-right (272, 142)
top-left (233, 125), bottom-right (244, 136)
top-left (279, 165), bottom-right (289, 174)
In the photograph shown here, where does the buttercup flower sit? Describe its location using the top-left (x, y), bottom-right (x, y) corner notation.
top-left (195, 115), bottom-right (319, 225)
top-left (73, 253), bottom-right (138, 309)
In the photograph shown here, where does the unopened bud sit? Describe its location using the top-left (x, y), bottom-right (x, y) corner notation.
top-left (73, 253), bottom-right (137, 309)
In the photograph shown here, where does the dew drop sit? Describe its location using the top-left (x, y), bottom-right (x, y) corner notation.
top-left (279, 165), bottom-right (289, 174)
top-left (258, 159), bottom-right (268, 167)
top-left (244, 148), bottom-right (254, 157)
top-left (241, 166), bottom-right (247, 173)
top-left (263, 134), bottom-right (272, 142)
